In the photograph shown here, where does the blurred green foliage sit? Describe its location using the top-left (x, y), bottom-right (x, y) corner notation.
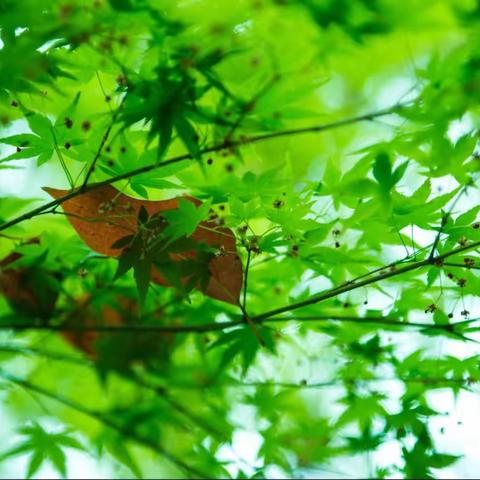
top-left (1, 0), bottom-right (480, 478)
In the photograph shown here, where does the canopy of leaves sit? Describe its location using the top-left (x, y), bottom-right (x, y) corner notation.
top-left (1, 0), bottom-right (480, 478)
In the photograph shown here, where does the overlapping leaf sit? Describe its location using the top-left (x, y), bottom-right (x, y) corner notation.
top-left (44, 185), bottom-right (243, 304)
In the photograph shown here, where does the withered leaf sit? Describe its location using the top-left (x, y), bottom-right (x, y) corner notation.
top-left (44, 185), bottom-right (243, 304)
top-left (0, 239), bottom-right (60, 320)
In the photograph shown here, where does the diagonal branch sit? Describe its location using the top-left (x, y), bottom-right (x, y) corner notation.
top-left (252, 237), bottom-right (480, 321)
top-left (223, 75), bottom-right (279, 143)
top-left (252, 257), bottom-right (430, 321)
top-left (428, 179), bottom-right (473, 260)
top-left (0, 103), bottom-right (404, 233)
top-left (0, 233), bottom-right (479, 337)
top-left (81, 94), bottom-right (127, 189)
top-left (0, 344), bottom-right (227, 441)
top-left (444, 262), bottom-right (480, 271)
top-left (0, 368), bottom-right (208, 478)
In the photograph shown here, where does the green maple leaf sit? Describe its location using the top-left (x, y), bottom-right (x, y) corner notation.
top-left (0, 423), bottom-right (84, 479)
top-left (163, 198), bottom-right (212, 243)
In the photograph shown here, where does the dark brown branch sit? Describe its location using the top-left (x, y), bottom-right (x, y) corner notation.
top-left (428, 180), bottom-right (473, 260)
top-left (0, 104), bottom-right (403, 233)
top-left (0, 237), bottom-right (478, 337)
top-left (232, 376), bottom-right (478, 390)
top-left (252, 258), bottom-right (430, 320)
top-left (251, 238), bottom-right (480, 321)
top-left (0, 322), bottom-right (239, 333)
top-left (223, 75), bottom-right (279, 143)
top-left (1, 313), bottom-right (476, 334)
top-left (444, 262), bottom-right (480, 271)
top-left (1, 345), bottom-right (477, 393)
top-left (81, 94), bottom-right (127, 188)
top-left (262, 315), bottom-right (472, 330)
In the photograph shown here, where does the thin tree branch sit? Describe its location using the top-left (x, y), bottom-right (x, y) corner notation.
top-left (50, 126), bottom-right (74, 188)
top-left (232, 376), bottom-right (478, 390)
top-left (444, 262), bottom-right (480, 271)
top-left (0, 103), bottom-right (404, 233)
top-left (0, 368), bottom-right (208, 478)
top-left (0, 322), bottom-right (238, 333)
top-left (262, 315), bottom-right (478, 331)
top-left (251, 237), bottom-right (480, 321)
top-left (81, 94), bottom-right (127, 188)
top-left (0, 344), bottom-right (226, 441)
top-left (124, 375), bottom-right (479, 391)
top-left (252, 258), bottom-right (430, 320)
top-left (428, 180), bottom-right (473, 260)
top-left (1, 313), bottom-right (477, 334)
top-left (2, 345), bottom-right (475, 394)
top-left (223, 75), bottom-right (279, 143)
top-left (132, 377), bottom-right (229, 441)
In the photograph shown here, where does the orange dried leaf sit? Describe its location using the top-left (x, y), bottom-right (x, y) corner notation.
top-left (44, 185), bottom-right (243, 304)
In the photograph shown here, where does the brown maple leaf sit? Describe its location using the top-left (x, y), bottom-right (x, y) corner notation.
top-left (44, 185), bottom-right (243, 304)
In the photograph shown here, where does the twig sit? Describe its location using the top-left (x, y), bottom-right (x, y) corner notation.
top-left (0, 321), bottom-right (239, 333)
top-left (428, 180), bottom-right (473, 260)
top-left (252, 259), bottom-right (430, 321)
top-left (1, 314), bottom-right (478, 334)
top-left (0, 103), bottom-right (405, 233)
top-left (223, 75), bottom-right (279, 143)
top-left (252, 237), bottom-right (480, 321)
top-left (261, 315), bottom-right (479, 331)
top-left (232, 376), bottom-right (478, 390)
top-left (81, 94), bottom-right (127, 189)
top-left (132, 377), bottom-right (228, 441)
top-left (444, 262), bottom-right (480, 271)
